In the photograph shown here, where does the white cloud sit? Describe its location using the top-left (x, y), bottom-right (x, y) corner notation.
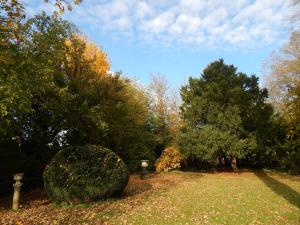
top-left (135, 1), bottom-right (154, 19)
top-left (140, 10), bottom-right (175, 34)
top-left (25, 0), bottom-right (293, 50)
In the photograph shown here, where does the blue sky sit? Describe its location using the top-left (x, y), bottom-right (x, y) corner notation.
top-left (23, 0), bottom-right (295, 89)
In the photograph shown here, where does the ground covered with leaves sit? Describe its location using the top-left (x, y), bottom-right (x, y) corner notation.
top-left (1, 171), bottom-right (300, 225)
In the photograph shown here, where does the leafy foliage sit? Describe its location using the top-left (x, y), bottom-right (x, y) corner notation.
top-left (265, 31), bottom-right (300, 115)
top-left (178, 59), bottom-right (274, 168)
top-left (155, 146), bottom-right (184, 172)
top-left (100, 79), bottom-right (156, 171)
top-left (179, 106), bottom-right (256, 162)
top-left (43, 145), bottom-right (129, 204)
top-left (265, 31), bottom-right (300, 173)
top-left (0, 0), bottom-right (25, 50)
top-left (45, 0), bottom-right (82, 13)
top-left (149, 75), bottom-right (182, 157)
top-left (0, 7), bottom-right (156, 193)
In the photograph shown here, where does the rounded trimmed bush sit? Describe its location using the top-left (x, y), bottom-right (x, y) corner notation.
top-left (43, 145), bottom-right (129, 204)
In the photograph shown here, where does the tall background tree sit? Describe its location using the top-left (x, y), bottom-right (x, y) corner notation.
top-left (178, 60), bottom-right (275, 169)
top-left (149, 75), bottom-right (181, 157)
top-left (263, 0), bottom-right (300, 173)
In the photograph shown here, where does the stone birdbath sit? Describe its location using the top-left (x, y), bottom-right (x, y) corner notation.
top-left (140, 160), bottom-right (149, 179)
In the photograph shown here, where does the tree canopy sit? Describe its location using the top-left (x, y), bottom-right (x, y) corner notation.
top-left (265, 31), bottom-right (300, 173)
top-left (0, 7), bottom-right (158, 195)
top-left (178, 59), bottom-right (275, 167)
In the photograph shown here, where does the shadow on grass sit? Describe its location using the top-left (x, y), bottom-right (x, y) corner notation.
top-left (123, 182), bottom-right (153, 197)
top-left (124, 171), bottom-right (203, 198)
top-left (254, 171), bottom-right (300, 209)
top-left (274, 173), bottom-right (300, 182)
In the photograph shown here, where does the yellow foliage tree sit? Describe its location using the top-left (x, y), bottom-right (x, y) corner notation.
top-left (265, 31), bottom-right (300, 120)
top-left (155, 146), bottom-right (184, 172)
top-left (65, 34), bottom-right (110, 78)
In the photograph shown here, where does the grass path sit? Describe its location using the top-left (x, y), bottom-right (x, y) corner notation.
top-left (1, 171), bottom-right (300, 225)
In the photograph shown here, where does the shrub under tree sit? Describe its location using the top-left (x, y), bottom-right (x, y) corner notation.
top-left (155, 146), bottom-right (184, 172)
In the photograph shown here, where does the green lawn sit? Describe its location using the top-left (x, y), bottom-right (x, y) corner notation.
top-left (1, 171), bottom-right (300, 225)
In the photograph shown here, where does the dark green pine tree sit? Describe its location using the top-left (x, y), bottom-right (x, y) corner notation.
top-left (178, 59), bottom-right (274, 169)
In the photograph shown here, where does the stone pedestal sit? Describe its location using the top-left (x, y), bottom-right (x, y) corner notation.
top-left (140, 160), bottom-right (149, 179)
top-left (12, 173), bottom-right (24, 211)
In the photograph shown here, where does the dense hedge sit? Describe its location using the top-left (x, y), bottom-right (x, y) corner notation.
top-left (43, 145), bottom-right (129, 204)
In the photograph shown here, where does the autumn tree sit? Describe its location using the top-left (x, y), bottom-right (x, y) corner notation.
top-left (65, 34), bottom-right (110, 77)
top-left (0, 0), bottom-right (24, 42)
top-left (149, 75), bottom-right (181, 157)
top-left (105, 80), bottom-right (156, 171)
top-left (45, 0), bottom-right (82, 13)
top-left (265, 31), bottom-right (300, 172)
top-left (0, 6), bottom-right (157, 195)
top-left (168, 89), bottom-right (182, 140)
top-left (149, 75), bottom-right (171, 156)
top-left (265, 31), bottom-right (300, 114)
top-left (0, 0), bottom-right (81, 51)
top-left (62, 35), bottom-right (156, 170)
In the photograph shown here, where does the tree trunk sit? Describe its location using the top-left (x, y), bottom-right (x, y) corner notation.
top-left (231, 157), bottom-right (237, 171)
top-left (219, 157), bottom-right (225, 167)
